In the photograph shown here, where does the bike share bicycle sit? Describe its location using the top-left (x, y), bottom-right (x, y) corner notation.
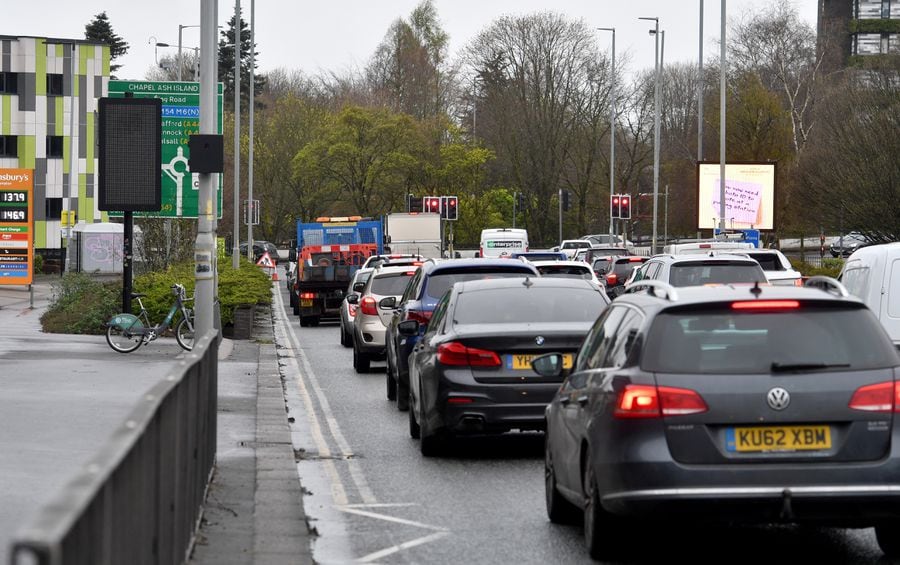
top-left (105, 283), bottom-right (195, 353)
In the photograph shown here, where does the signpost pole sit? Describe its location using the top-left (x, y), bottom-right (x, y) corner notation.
top-left (123, 211), bottom-right (133, 313)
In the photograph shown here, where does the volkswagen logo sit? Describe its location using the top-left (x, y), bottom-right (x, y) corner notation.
top-left (766, 387), bottom-right (791, 411)
top-left (535, 336), bottom-right (545, 346)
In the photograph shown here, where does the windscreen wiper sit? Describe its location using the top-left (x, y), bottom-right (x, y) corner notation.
top-left (770, 362), bottom-right (850, 372)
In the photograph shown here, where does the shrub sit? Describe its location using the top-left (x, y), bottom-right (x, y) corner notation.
top-left (795, 259), bottom-right (843, 279)
top-left (33, 253), bottom-right (43, 274)
top-left (40, 272), bottom-right (120, 334)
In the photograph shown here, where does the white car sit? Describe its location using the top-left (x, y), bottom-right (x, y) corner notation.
top-left (530, 260), bottom-right (603, 287)
top-left (735, 249), bottom-right (802, 286)
top-left (557, 239), bottom-right (593, 259)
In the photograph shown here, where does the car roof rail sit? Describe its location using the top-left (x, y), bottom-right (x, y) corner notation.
top-left (625, 279), bottom-right (679, 301)
top-left (804, 275), bottom-right (849, 297)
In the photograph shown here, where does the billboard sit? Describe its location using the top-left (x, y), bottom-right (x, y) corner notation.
top-left (697, 162), bottom-right (776, 230)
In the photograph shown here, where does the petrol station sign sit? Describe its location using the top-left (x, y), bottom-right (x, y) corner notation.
top-left (107, 80), bottom-right (224, 219)
top-left (0, 168), bottom-right (33, 285)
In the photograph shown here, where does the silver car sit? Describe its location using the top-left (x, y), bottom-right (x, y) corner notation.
top-left (339, 268), bottom-right (373, 348)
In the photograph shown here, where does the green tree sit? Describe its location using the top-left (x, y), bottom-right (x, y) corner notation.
top-left (84, 12), bottom-right (129, 78)
top-left (292, 106), bottom-right (424, 216)
top-left (218, 12), bottom-right (267, 108)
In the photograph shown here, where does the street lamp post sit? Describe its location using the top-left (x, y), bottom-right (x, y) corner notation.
top-left (598, 27), bottom-right (616, 242)
top-left (639, 16), bottom-right (661, 254)
top-left (232, 0), bottom-right (241, 269)
top-left (718, 0), bottom-right (727, 235)
top-left (698, 0), bottom-right (704, 163)
top-left (247, 0), bottom-right (256, 261)
top-left (178, 25), bottom-right (201, 81)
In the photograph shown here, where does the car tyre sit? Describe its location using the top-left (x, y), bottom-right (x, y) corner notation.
top-left (293, 301), bottom-right (300, 316)
top-left (545, 439), bottom-right (578, 524)
top-left (397, 379), bottom-right (409, 411)
top-left (386, 366), bottom-right (397, 401)
top-left (353, 340), bottom-right (370, 373)
top-left (583, 456), bottom-right (621, 560)
top-left (876, 523), bottom-right (900, 557)
top-left (340, 324), bottom-right (351, 347)
top-left (420, 428), bottom-right (444, 457)
top-left (299, 316), bottom-right (310, 327)
top-left (408, 394), bottom-right (421, 439)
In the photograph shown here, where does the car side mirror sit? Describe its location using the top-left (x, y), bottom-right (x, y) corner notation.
top-left (379, 296), bottom-right (397, 309)
top-left (288, 249), bottom-right (297, 262)
top-left (398, 320), bottom-right (420, 336)
top-left (353, 282), bottom-right (366, 293)
top-left (531, 353), bottom-right (564, 377)
top-left (346, 294), bottom-right (359, 305)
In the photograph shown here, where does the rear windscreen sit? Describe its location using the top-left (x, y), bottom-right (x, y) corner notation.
top-left (669, 262), bottom-right (765, 287)
top-left (370, 273), bottom-right (414, 295)
top-left (424, 269), bottom-right (533, 299)
top-left (642, 306), bottom-right (898, 374)
top-left (454, 287), bottom-right (605, 324)
top-left (537, 265), bottom-right (594, 280)
top-left (746, 254), bottom-right (783, 271)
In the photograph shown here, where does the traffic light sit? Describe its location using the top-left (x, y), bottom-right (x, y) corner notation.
top-left (610, 194), bottom-right (621, 218)
top-left (423, 196), bottom-right (441, 214)
top-left (443, 195), bottom-right (458, 220)
top-left (620, 195), bottom-right (631, 219)
top-left (408, 193), bottom-right (423, 213)
top-left (561, 190), bottom-right (570, 212)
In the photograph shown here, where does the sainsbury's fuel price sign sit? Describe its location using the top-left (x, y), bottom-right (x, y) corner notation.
top-left (0, 168), bottom-right (33, 285)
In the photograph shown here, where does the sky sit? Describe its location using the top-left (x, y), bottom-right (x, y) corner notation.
top-left (8, 0), bottom-right (818, 81)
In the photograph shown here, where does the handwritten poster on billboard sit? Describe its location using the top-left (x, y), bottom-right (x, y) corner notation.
top-left (697, 163), bottom-right (775, 230)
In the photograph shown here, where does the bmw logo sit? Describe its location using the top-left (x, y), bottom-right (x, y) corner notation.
top-left (535, 336), bottom-right (545, 346)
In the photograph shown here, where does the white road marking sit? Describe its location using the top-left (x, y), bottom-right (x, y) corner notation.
top-left (356, 532), bottom-right (451, 563)
top-left (274, 290), bottom-right (377, 504)
top-left (336, 506), bottom-right (448, 532)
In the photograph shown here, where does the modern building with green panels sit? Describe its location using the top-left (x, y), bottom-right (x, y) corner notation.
top-left (0, 35), bottom-right (109, 253)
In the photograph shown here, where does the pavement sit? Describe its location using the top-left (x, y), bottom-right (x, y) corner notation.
top-left (0, 275), bottom-right (314, 565)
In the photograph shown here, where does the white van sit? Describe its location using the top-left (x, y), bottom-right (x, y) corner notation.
top-left (479, 228), bottom-right (529, 258)
top-left (662, 240), bottom-right (755, 255)
top-left (839, 242), bottom-right (900, 348)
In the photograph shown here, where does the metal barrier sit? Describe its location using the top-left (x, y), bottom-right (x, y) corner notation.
top-left (9, 331), bottom-right (219, 565)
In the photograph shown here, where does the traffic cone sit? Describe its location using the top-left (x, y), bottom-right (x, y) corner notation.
top-left (272, 259), bottom-right (279, 281)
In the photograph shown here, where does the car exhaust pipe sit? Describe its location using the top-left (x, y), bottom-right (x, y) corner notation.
top-left (457, 415), bottom-right (485, 432)
top-left (779, 488), bottom-right (794, 521)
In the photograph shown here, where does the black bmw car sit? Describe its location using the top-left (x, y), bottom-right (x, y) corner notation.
top-left (403, 277), bottom-right (609, 456)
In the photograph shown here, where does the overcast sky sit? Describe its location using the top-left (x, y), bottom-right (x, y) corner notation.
top-left (9, 0), bottom-right (817, 81)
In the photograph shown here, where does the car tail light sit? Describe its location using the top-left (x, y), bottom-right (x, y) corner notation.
top-left (348, 304), bottom-right (358, 317)
top-left (849, 381), bottom-right (900, 412)
top-left (436, 341), bottom-right (501, 367)
top-left (732, 300), bottom-right (800, 310)
top-left (480, 247), bottom-right (484, 257)
top-left (447, 397), bottom-right (474, 404)
top-left (629, 257), bottom-right (644, 262)
top-left (606, 273), bottom-right (618, 286)
top-left (614, 384), bottom-right (707, 419)
top-left (405, 309), bottom-right (432, 324)
top-left (793, 279), bottom-right (803, 287)
top-left (360, 296), bottom-right (378, 316)
top-left (300, 292), bottom-right (316, 299)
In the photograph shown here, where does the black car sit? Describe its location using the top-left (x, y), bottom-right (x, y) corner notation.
top-left (383, 258), bottom-right (540, 411)
top-left (239, 240), bottom-right (279, 262)
top-left (830, 232), bottom-right (871, 257)
top-left (591, 255), bottom-right (647, 298)
top-left (404, 277), bottom-right (609, 456)
top-left (535, 277), bottom-right (900, 559)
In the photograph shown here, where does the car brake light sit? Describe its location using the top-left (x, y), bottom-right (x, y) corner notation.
top-left (699, 244), bottom-right (711, 248)
top-left (849, 381), bottom-right (900, 412)
top-left (606, 273), bottom-right (618, 286)
top-left (300, 292), bottom-right (316, 299)
top-left (436, 341), bottom-right (501, 367)
top-left (360, 296), bottom-right (378, 316)
top-left (731, 300), bottom-right (800, 310)
top-left (405, 310), bottom-right (432, 324)
top-left (615, 384), bottom-right (707, 418)
top-left (629, 257), bottom-right (643, 262)
top-left (348, 304), bottom-right (358, 317)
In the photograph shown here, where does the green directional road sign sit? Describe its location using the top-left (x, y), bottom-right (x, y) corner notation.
top-left (107, 80), bottom-right (224, 219)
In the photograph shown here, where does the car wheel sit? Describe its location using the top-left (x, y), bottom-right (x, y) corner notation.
top-left (340, 324), bottom-right (351, 347)
top-left (583, 455), bottom-right (622, 560)
top-left (353, 341), bottom-right (370, 373)
top-left (386, 366), bottom-right (397, 401)
top-left (309, 316), bottom-right (320, 327)
top-left (397, 379), bottom-right (409, 411)
top-left (420, 427), bottom-right (444, 457)
top-left (293, 301), bottom-right (300, 316)
top-left (408, 393), bottom-right (420, 439)
top-left (545, 439), bottom-right (578, 524)
top-left (876, 523), bottom-right (900, 557)
top-left (299, 316), bottom-right (310, 327)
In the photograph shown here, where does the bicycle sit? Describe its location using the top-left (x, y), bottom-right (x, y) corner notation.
top-left (105, 283), bottom-right (195, 353)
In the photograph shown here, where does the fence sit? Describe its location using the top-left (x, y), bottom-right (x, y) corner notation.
top-left (10, 331), bottom-right (219, 565)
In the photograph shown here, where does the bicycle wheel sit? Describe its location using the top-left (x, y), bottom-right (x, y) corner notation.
top-left (106, 324), bottom-right (143, 353)
top-left (176, 316), bottom-right (195, 351)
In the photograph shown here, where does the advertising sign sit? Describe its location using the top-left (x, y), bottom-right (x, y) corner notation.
top-left (107, 80), bottom-right (224, 219)
top-left (697, 162), bottom-right (776, 230)
top-left (0, 168), bottom-right (33, 285)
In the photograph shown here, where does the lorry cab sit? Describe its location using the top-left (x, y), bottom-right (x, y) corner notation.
top-left (840, 242), bottom-right (900, 348)
top-left (478, 228), bottom-right (529, 258)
